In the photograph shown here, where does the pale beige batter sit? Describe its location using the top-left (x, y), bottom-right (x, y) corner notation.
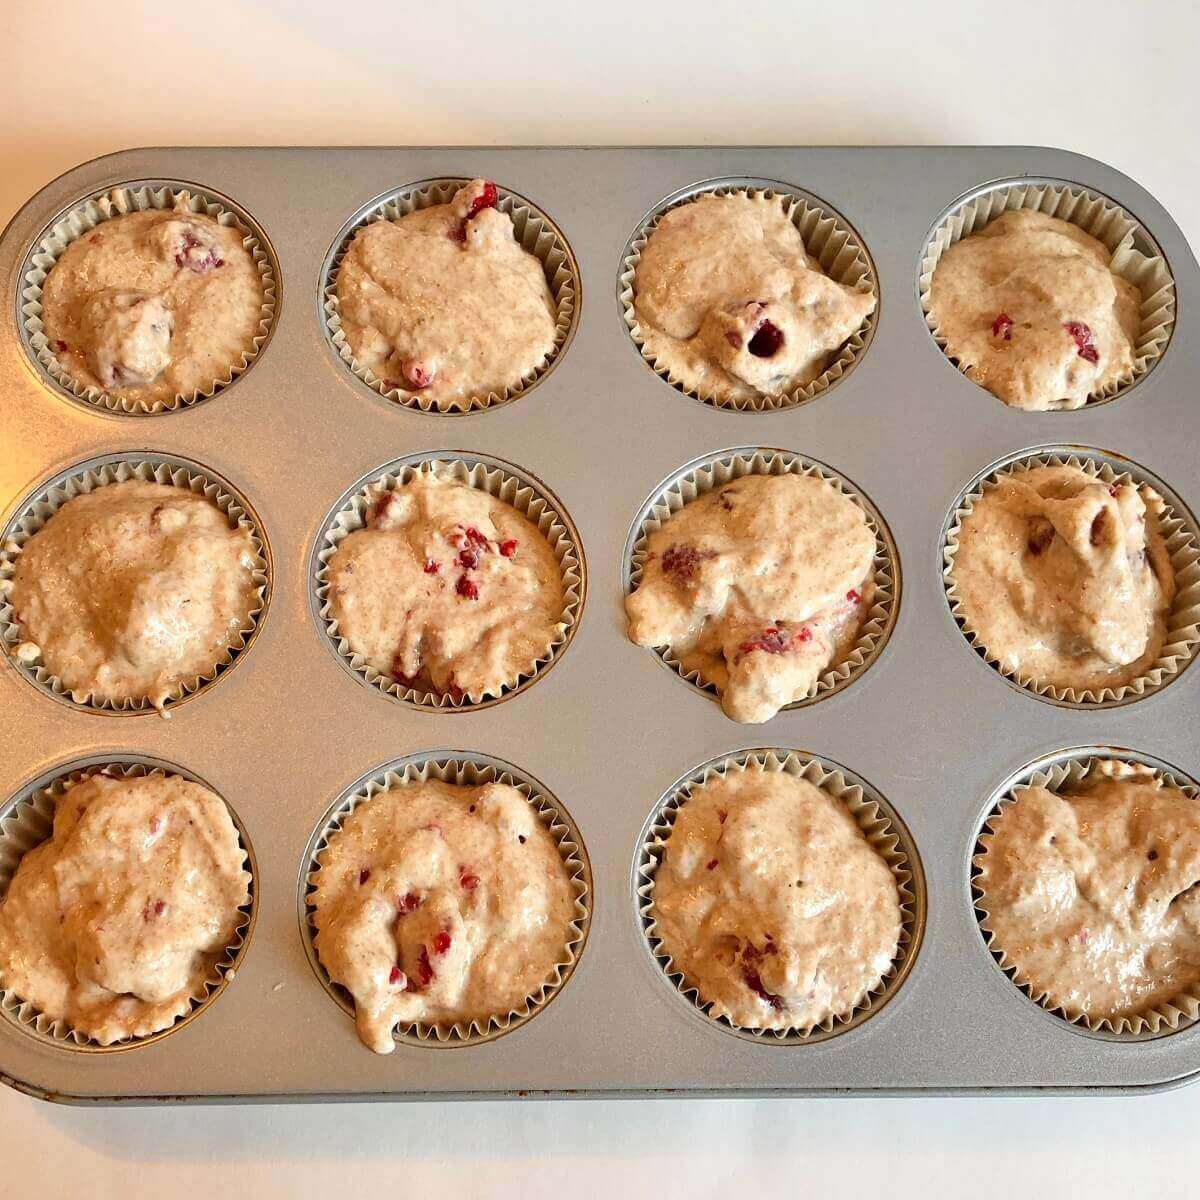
top-left (327, 473), bottom-right (564, 700)
top-left (0, 772), bottom-right (250, 1045)
top-left (632, 192), bottom-right (875, 404)
top-left (978, 762), bottom-right (1200, 1023)
top-left (626, 474), bottom-right (875, 723)
top-left (929, 210), bottom-right (1141, 411)
top-left (335, 179), bottom-right (557, 410)
top-left (312, 779), bottom-right (576, 1054)
top-left (8, 479), bottom-right (260, 710)
top-left (950, 465), bottom-right (1173, 694)
top-left (41, 207), bottom-right (264, 404)
top-left (652, 766), bottom-right (902, 1031)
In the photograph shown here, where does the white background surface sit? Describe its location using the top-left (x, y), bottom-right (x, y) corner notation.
top-left (2, 2), bottom-right (1199, 1196)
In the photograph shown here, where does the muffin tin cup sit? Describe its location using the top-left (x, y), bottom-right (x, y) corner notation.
top-left (321, 178), bottom-right (580, 414)
top-left (311, 452), bottom-right (585, 711)
top-left (0, 453), bottom-right (271, 716)
top-left (623, 447), bottom-right (900, 714)
top-left (972, 747), bottom-right (1200, 1040)
top-left (300, 750), bottom-right (592, 1047)
top-left (919, 178), bottom-right (1176, 409)
top-left (0, 756), bottom-right (256, 1051)
top-left (636, 747), bottom-right (924, 1042)
top-left (618, 178), bottom-right (878, 412)
top-left (942, 446), bottom-right (1200, 707)
top-left (18, 180), bottom-right (279, 415)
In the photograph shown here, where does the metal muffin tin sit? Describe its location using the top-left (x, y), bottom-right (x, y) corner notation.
top-left (0, 146), bottom-right (1198, 1103)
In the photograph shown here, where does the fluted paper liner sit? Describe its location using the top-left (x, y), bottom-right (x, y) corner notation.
top-left (619, 180), bottom-right (878, 411)
top-left (919, 179), bottom-right (1176, 408)
top-left (0, 455), bottom-right (271, 716)
top-left (0, 759), bottom-right (255, 1050)
top-left (314, 454), bottom-right (584, 709)
top-left (943, 449), bottom-right (1200, 706)
top-left (303, 753), bottom-right (591, 1047)
top-left (625, 448), bottom-right (899, 711)
top-left (637, 748), bottom-right (922, 1041)
top-left (322, 178), bottom-right (579, 414)
top-left (973, 749), bottom-right (1200, 1039)
top-left (19, 181), bottom-right (278, 415)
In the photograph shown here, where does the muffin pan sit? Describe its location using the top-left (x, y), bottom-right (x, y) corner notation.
top-left (0, 146), bottom-right (1198, 1102)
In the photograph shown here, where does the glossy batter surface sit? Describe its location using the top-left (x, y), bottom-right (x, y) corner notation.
top-left (312, 780), bottom-right (576, 1054)
top-left (950, 465), bottom-right (1173, 693)
top-left (626, 474), bottom-right (875, 723)
top-left (978, 763), bottom-right (1200, 1022)
top-left (8, 480), bottom-right (260, 709)
top-left (335, 179), bottom-right (557, 410)
top-left (0, 773), bottom-right (250, 1045)
top-left (652, 767), bottom-right (902, 1031)
top-left (327, 473), bottom-right (564, 700)
top-left (929, 210), bottom-right (1140, 410)
top-left (41, 208), bottom-right (264, 403)
top-left (633, 192), bottom-right (875, 404)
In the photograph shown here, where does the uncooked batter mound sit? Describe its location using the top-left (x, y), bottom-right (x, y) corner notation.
top-left (633, 191), bottom-right (875, 404)
top-left (326, 472), bottom-right (564, 701)
top-left (335, 179), bottom-right (557, 410)
top-left (978, 761), bottom-right (1200, 1023)
top-left (626, 473), bottom-right (875, 723)
top-left (41, 206), bottom-right (264, 404)
top-left (8, 479), bottom-right (260, 710)
top-left (0, 771), bottom-right (250, 1044)
top-left (929, 210), bottom-right (1140, 410)
top-left (312, 779), bottom-right (576, 1054)
top-left (950, 465), bottom-right (1173, 694)
top-left (652, 766), bottom-right (902, 1031)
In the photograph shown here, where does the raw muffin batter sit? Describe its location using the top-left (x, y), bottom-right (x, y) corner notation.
top-left (632, 192), bottom-right (876, 404)
top-left (335, 179), bottom-right (557, 410)
top-left (929, 210), bottom-right (1141, 410)
top-left (626, 474), bottom-right (876, 723)
top-left (978, 762), bottom-right (1200, 1023)
top-left (327, 472), bottom-right (565, 700)
top-left (312, 779), bottom-right (576, 1054)
top-left (0, 771), bottom-right (250, 1044)
top-left (652, 766), bottom-right (902, 1031)
top-left (950, 465), bottom-right (1174, 694)
top-left (7, 480), bottom-right (259, 710)
top-left (41, 206), bottom-right (264, 404)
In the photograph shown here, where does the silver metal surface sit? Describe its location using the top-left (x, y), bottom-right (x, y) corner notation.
top-left (0, 146), bottom-right (1198, 1103)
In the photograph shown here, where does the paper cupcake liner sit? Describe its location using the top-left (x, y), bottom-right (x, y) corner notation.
top-left (313, 452), bottom-right (584, 710)
top-left (0, 453), bottom-right (271, 716)
top-left (636, 748), bottom-right (923, 1042)
top-left (19, 180), bottom-right (279, 415)
top-left (618, 178), bottom-right (878, 412)
top-left (301, 751), bottom-right (591, 1047)
top-left (919, 178), bottom-right (1176, 409)
top-left (942, 447), bottom-right (1200, 707)
top-left (321, 178), bottom-right (580, 414)
top-left (624, 447), bottom-right (899, 712)
top-left (0, 756), bottom-right (256, 1051)
top-left (972, 746), bottom-right (1200, 1040)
